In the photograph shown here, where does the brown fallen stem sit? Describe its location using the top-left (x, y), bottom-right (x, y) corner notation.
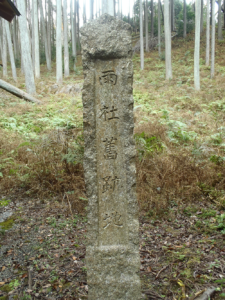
top-left (155, 264), bottom-right (169, 279)
top-left (0, 79), bottom-right (41, 104)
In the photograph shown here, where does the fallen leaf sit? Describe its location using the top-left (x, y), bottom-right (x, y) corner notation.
top-left (0, 282), bottom-right (5, 286)
top-left (72, 256), bottom-right (77, 261)
top-left (1, 266), bottom-right (6, 271)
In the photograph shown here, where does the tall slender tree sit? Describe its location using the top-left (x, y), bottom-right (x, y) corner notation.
top-left (151, 0), bottom-right (154, 38)
top-left (164, 0), bottom-right (172, 79)
top-left (200, 0), bottom-right (203, 33)
top-left (211, 0), bottom-right (215, 78)
top-left (140, 0), bottom-right (144, 70)
top-left (33, 0), bottom-right (40, 78)
top-left (17, 0), bottom-right (36, 94)
top-left (56, 0), bottom-right (63, 83)
top-left (47, 0), bottom-right (52, 62)
top-left (83, 0), bottom-right (86, 23)
top-left (194, 0), bottom-right (201, 90)
top-left (4, 20), bottom-right (17, 81)
top-left (2, 20), bottom-right (8, 77)
top-left (71, 0), bottom-right (76, 70)
top-left (183, 0), bottom-right (187, 38)
top-left (206, 0), bottom-right (210, 65)
top-left (171, 0), bottom-right (174, 31)
top-left (90, 0), bottom-right (94, 19)
top-left (102, 0), bottom-right (114, 15)
top-left (158, 0), bottom-right (161, 55)
top-left (218, 0), bottom-right (223, 40)
top-left (39, 0), bottom-right (51, 70)
top-left (145, 0), bottom-right (149, 51)
top-left (63, 0), bottom-right (69, 77)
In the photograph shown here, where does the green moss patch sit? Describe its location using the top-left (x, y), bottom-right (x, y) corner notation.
top-left (0, 199), bottom-right (10, 207)
top-left (0, 217), bottom-right (15, 230)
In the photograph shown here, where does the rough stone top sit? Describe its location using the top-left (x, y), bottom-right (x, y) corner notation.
top-left (80, 14), bottom-right (132, 59)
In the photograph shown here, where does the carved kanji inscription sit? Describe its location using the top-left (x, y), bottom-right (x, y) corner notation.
top-left (102, 211), bottom-right (123, 229)
top-left (103, 137), bottom-right (117, 159)
top-left (99, 105), bottom-right (119, 121)
top-left (99, 70), bottom-right (117, 85)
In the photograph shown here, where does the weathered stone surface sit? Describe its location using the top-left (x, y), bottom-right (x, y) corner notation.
top-left (81, 14), bottom-right (141, 300)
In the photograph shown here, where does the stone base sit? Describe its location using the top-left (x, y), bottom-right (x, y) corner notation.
top-left (86, 246), bottom-right (141, 300)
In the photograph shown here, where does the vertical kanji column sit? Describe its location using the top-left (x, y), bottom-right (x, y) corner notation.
top-left (81, 14), bottom-right (141, 300)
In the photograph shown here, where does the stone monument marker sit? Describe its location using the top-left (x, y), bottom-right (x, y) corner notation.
top-left (80, 14), bottom-right (141, 300)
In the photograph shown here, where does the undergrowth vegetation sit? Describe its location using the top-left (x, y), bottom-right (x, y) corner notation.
top-left (1, 31), bottom-right (225, 220)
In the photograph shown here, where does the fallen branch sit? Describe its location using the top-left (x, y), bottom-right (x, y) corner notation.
top-left (0, 79), bottom-right (42, 104)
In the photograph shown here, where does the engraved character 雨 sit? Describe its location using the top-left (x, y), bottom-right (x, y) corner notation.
top-left (99, 70), bottom-right (117, 85)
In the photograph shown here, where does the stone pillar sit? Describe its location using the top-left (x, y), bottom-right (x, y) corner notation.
top-left (80, 14), bottom-right (141, 300)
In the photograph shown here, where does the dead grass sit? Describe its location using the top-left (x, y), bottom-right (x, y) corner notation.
top-left (1, 31), bottom-right (225, 216)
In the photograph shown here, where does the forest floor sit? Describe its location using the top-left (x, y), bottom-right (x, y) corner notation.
top-left (0, 31), bottom-right (225, 299)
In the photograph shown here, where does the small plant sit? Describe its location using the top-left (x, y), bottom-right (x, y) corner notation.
top-left (135, 132), bottom-right (163, 160)
top-left (9, 279), bottom-right (20, 289)
top-left (210, 155), bottom-right (224, 165)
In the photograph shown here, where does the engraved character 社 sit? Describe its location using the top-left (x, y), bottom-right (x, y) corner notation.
top-left (99, 105), bottom-right (119, 121)
top-left (99, 70), bottom-right (117, 85)
top-left (103, 137), bottom-right (117, 159)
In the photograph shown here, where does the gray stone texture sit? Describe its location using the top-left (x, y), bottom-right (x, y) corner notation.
top-left (80, 14), bottom-right (141, 300)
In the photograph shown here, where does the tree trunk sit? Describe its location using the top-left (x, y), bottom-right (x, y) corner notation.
top-left (102, 0), bottom-right (114, 15)
top-left (140, 0), bottom-right (144, 70)
top-left (211, 0), bottom-right (215, 78)
top-left (4, 20), bottom-right (17, 82)
top-left (183, 0), bottom-right (187, 38)
top-left (194, 0), bottom-right (201, 90)
top-left (171, 0), bottom-right (174, 31)
top-left (218, 0), bottom-right (223, 40)
top-left (145, 0), bottom-right (149, 51)
top-left (47, 0), bottom-right (52, 62)
top-left (0, 79), bottom-right (41, 104)
top-left (71, 0), bottom-right (76, 70)
top-left (151, 0), bottom-right (154, 38)
top-left (158, 0), bottom-right (161, 56)
top-left (200, 0), bottom-right (203, 33)
top-left (164, 0), bottom-right (172, 79)
top-left (12, 18), bottom-right (18, 60)
top-left (63, 0), bottom-right (69, 77)
top-left (77, 0), bottom-right (80, 51)
top-left (83, 0), bottom-right (86, 23)
top-left (90, 0), bottom-right (93, 19)
top-left (33, 0), bottom-right (40, 78)
top-left (39, 0), bottom-right (51, 70)
top-left (56, 0), bottom-right (63, 83)
top-left (17, 0), bottom-right (36, 94)
top-left (224, 0), bottom-right (225, 29)
top-left (206, 0), bottom-right (210, 65)
top-left (2, 21), bottom-right (8, 77)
